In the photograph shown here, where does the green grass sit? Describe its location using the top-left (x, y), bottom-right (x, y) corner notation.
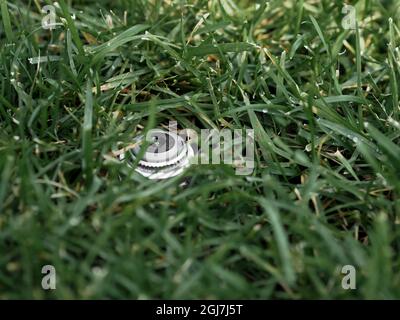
top-left (0, 0), bottom-right (400, 299)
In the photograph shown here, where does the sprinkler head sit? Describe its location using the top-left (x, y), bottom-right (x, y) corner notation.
top-left (119, 129), bottom-right (194, 180)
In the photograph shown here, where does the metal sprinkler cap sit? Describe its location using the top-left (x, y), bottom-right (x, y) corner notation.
top-left (119, 129), bottom-right (194, 180)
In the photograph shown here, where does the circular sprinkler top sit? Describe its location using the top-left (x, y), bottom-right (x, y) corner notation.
top-left (119, 129), bottom-right (194, 180)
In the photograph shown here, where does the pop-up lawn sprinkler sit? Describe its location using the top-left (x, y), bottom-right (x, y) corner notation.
top-left (119, 129), bottom-right (195, 180)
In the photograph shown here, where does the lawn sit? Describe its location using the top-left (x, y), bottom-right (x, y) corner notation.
top-left (0, 0), bottom-right (400, 299)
